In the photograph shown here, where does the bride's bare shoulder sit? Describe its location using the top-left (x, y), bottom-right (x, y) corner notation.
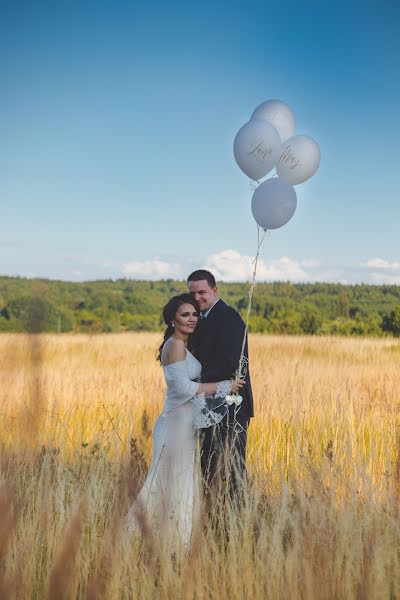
top-left (161, 338), bottom-right (186, 366)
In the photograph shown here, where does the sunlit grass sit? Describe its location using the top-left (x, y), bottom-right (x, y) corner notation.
top-left (0, 333), bottom-right (399, 599)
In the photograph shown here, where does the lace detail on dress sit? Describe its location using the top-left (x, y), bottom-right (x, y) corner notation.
top-left (215, 380), bottom-right (232, 398)
top-left (190, 380), bottom-right (231, 429)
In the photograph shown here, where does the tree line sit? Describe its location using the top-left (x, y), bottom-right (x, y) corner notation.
top-left (0, 276), bottom-right (399, 336)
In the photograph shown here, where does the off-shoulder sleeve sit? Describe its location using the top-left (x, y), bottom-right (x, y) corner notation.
top-left (163, 361), bottom-right (200, 412)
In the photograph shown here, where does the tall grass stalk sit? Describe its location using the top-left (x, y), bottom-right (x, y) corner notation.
top-left (0, 333), bottom-right (399, 599)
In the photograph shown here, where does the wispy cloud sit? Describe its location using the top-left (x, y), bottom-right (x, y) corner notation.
top-left (3, 250), bottom-right (399, 285)
top-left (368, 273), bottom-right (400, 284)
top-left (121, 258), bottom-right (182, 279)
top-left (113, 252), bottom-right (400, 284)
top-left (360, 257), bottom-right (400, 284)
top-left (204, 249), bottom-right (312, 282)
top-left (361, 258), bottom-right (400, 271)
top-left (0, 242), bottom-right (25, 248)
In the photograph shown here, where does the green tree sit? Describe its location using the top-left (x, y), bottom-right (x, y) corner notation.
top-left (0, 296), bottom-right (61, 332)
top-left (382, 305), bottom-right (400, 336)
top-left (300, 307), bottom-right (323, 335)
top-left (337, 290), bottom-right (350, 318)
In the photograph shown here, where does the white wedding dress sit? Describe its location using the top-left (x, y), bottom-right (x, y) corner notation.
top-left (126, 347), bottom-right (202, 548)
top-left (126, 343), bottom-right (232, 548)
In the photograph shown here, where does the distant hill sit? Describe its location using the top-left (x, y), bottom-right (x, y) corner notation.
top-left (0, 276), bottom-right (399, 336)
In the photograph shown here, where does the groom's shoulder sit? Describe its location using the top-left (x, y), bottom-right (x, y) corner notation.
top-left (216, 300), bottom-right (244, 325)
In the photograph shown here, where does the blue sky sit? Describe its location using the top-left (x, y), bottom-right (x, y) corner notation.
top-left (1, 0), bottom-right (399, 283)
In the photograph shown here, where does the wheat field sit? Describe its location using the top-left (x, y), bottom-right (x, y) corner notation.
top-left (0, 332), bottom-right (400, 599)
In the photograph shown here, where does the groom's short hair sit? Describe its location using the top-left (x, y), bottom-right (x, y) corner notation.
top-left (187, 269), bottom-right (216, 288)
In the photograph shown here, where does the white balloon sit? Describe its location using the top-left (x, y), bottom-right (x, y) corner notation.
top-left (276, 135), bottom-right (321, 185)
top-left (233, 119), bottom-right (281, 180)
top-left (251, 177), bottom-right (297, 230)
top-left (251, 100), bottom-right (295, 143)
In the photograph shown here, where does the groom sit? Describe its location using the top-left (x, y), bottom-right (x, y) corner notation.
top-left (187, 269), bottom-right (253, 499)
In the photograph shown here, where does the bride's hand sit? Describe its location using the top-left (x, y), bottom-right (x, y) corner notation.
top-left (230, 379), bottom-right (245, 394)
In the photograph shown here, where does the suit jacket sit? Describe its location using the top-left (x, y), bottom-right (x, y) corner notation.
top-left (193, 299), bottom-right (254, 418)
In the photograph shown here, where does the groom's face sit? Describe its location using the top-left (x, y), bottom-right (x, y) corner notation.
top-left (188, 279), bottom-right (218, 313)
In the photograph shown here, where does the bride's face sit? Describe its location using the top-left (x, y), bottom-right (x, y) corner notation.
top-left (174, 303), bottom-right (199, 335)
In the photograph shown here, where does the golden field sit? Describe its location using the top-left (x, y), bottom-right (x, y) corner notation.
top-left (0, 332), bottom-right (400, 599)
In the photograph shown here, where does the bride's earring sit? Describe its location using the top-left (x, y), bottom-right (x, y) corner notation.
top-left (171, 322), bottom-right (175, 328)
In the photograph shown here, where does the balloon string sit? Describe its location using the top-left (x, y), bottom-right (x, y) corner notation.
top-left (249, 180), bottom-right (259, 190)
top-left (249, 169), bottom-right (278, 190)
top-left (236, 225), bottom-right (267, 382)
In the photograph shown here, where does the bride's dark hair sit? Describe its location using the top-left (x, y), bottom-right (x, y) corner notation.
top-left (157, 293), bottom-right (200, 363)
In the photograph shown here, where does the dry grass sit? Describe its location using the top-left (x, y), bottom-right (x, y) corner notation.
top-left (0, 332), bottom-right (400, 599)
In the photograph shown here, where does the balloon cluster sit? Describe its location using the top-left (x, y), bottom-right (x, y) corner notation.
top-left (234, 100), bottom-right (320, 230)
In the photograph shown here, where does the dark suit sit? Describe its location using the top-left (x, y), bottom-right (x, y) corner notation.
top-left (193, 299), bottom-right (253, 498)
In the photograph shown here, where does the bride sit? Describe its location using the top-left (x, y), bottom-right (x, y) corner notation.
top-left (126, 293), bottom-right (244, 547)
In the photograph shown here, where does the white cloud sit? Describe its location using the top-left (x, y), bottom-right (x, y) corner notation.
top-left (300, 259), bottom-right (321, 268)
top-left (121, 258), bottom-right (183, 279)
top-left (204, 249), bottom-right (311, 282)
top-left (257, 256), bottom-right (310, 282)
top-left (83, 252), bottom-right (400, 285)
top-left (362, 258), bottom-right (400, 271)
top-left (368, 272), bottom-right (400, 284)
top-left (359, 257), bottom-right (400, 284)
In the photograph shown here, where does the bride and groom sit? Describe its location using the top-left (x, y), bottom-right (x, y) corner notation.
top-left (126, 269), bottom-right (253, 547)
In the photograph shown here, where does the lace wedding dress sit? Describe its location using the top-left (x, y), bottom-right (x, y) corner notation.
top-left (126, 347), bottom-right (231, 548)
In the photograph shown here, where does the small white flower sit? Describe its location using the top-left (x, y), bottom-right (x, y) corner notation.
top-left (226, 394), bottom-right (243, 406)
